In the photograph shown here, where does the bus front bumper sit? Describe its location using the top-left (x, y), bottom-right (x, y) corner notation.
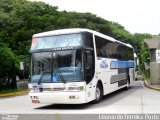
top-left (29, 91), bottom-right (87, 104)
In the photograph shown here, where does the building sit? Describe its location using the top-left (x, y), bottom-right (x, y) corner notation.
top-left (144, 36), bottom-right (160, 85)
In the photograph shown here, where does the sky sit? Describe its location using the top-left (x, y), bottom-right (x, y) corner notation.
top-left (30, 0), bottom-right (160, 35)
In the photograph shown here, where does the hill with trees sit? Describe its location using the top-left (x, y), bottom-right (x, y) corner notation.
top-left (0, 0), bottom-right (152, 90)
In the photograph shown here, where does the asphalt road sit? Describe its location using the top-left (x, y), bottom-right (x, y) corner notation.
top-left (0, 81), bottom-right (160, 114)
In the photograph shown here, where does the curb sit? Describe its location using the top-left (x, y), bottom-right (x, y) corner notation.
top-left (144, 80), bottom-right (160, 91)
top-left (0, 91), bottom-right (28, 97)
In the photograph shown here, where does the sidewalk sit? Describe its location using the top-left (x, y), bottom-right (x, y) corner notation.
top-left (0, 91), bottom-right (28, 97)
top-left (136, 75), bottom-right (160, 91)
top-left (144, 80), bottom-right (160, 91)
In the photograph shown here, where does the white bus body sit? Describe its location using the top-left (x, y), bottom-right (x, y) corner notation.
top-left (28, 28), bottom-right (135, 104)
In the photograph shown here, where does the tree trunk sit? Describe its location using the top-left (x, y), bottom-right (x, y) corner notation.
top-left (11, 62), bottom-right (17, 89)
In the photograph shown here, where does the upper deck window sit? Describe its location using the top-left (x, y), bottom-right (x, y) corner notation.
top-left (31, 33), bottom-right (83, 50)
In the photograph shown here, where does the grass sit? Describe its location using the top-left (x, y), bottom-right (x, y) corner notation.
top-left (0, 89), bottom-right (25, 94)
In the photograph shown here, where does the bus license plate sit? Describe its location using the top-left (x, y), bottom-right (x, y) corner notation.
top-left (32, 100), bottom-right (40, 103)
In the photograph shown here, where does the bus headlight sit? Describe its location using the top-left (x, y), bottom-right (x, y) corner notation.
top-left (67, 86), bottom-right (85, 91)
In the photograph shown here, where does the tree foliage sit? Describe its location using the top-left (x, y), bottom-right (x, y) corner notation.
top-left (132, 33), bottom-right (152, 74)
top-left (0, 42), bottom-right (16, 90)
top-left (0, 0), bottom-right (154, 88)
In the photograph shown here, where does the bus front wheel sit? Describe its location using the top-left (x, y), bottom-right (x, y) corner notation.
top-left (93, 83), bottom-right (103, 103)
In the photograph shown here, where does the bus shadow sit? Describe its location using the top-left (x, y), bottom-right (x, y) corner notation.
top-left (35, 103), bottom-right (90, 110)
top-left (35, 82), bottom-right (142, 110)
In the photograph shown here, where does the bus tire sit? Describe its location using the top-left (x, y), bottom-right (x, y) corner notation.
top-left (124, 76), bottom-right (130, 90)
top-left (93, 82), bottom-right (103, 103)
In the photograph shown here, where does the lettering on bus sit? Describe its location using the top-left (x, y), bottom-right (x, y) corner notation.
top-left (110, 61), bottom-right (134, 69)
top-left (52, 47), bottom-right (74, 51)
top-left (100, 59), bottom-right (108, 68)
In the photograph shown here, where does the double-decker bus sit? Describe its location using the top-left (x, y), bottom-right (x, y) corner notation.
top-left (28, 28), bottom-right (135, 104)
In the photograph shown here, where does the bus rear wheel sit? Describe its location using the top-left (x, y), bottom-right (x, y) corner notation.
top-left (124, 77), bottom-right (130, 90)
top-left (93, 83), bottom-right (103, 103)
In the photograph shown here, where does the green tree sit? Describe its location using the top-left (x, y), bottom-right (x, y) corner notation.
top-left (0, 43), bottom-right (16, 90)
top-left (133, 33), bottom-right (152, 75)
top-left (0, 0), bottom-right (154, 89)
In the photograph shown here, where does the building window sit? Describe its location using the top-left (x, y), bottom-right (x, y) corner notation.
top-left (150, 49), bottom-right (156, 62)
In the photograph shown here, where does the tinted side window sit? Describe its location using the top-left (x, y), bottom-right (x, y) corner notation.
top-left (95, 35), bottom-right (119, 58)
top-left (95, 35), bottom-right (134, 60)
top-left (116, 43), bottom-right (134, 60)
top-left (83, 32), bottom-right (93, 48)
top-left (127, 47), bottom-right (134, 60)
top-left (95, 35), bottom-right (112, 58)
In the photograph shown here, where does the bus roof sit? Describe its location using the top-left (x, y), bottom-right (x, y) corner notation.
top-left (33, 28), bottom-right (133, 48)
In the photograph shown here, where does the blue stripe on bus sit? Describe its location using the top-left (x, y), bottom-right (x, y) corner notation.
top-left (110, 61), bottom-right (134, 69)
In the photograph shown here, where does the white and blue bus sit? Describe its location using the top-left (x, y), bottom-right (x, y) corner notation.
top-left (28, 28), bottom-right (135, 104)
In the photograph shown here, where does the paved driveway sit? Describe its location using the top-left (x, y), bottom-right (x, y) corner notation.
top-left (0, 81), bottom-right (160, 114)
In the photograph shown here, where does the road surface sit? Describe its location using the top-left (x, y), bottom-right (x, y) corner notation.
top-left (0, 81), bottom-right (160, 114)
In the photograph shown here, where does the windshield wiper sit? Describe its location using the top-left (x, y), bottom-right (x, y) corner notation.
top-left (52, 58), bottom-right (66, 83)
top-left (38, 70), bottom-right (49, 84)
top-left (56, 69), bottom-right (66, 84)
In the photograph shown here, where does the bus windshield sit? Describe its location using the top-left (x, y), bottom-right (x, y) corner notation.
top-left (30, 50), bottom-right (84, 83)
